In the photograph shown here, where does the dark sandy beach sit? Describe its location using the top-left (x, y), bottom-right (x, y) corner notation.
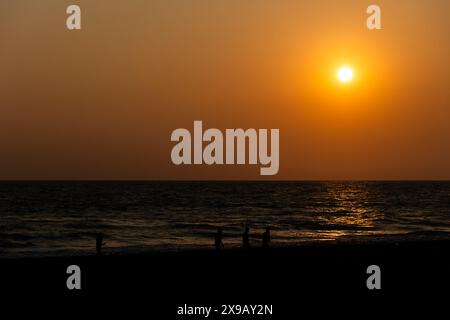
top-left (2, 239), bottom-right (448, 315)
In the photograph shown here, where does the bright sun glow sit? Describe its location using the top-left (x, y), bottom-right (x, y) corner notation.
top-left (337, 67), bottom-right (353, 83)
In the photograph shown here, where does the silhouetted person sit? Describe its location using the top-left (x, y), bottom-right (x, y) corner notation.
top-left (242, 226), bottom-right (251, 249)
top-left (96, 233), bottom-right (105, 256)
top-left (214, 227), bottom-right (224, 250)
top-left (262, 227), bottom-right (271, 249)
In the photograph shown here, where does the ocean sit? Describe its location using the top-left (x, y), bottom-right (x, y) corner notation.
top-left (1, 181), bottom-right (449, 258)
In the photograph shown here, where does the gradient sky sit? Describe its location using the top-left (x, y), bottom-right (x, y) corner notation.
top-left (1, 0), bottom-right (449, 180)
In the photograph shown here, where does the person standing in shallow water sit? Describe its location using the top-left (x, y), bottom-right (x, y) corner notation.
top-left (262, 227), bottom-right (271, 249)
top-left (96, 233), bottom-right (106, 256)
top-left (242, 226), bottom-right (251, 249)
top-left (214, 227), bottom-right (224, 250)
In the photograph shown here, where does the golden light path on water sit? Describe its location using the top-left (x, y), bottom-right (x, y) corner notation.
top-left (274, 184), bottom-right (389, 243)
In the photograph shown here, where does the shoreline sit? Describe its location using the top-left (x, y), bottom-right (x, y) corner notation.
top-left (2, 230), bottom-right (450, 260)
top-left (2, 237), bottom-right (448, 262)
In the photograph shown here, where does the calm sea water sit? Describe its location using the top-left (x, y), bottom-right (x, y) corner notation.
top-left (1, 181), bottom-right (449, 258)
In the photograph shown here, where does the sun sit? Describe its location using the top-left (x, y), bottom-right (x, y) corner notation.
top-left (337, 66), bottom-right (353, 83)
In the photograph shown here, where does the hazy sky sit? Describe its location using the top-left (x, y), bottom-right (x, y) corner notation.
top-left (1, 0), bottom-right (449, 180)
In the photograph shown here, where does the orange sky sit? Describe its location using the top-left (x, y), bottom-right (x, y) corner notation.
top-left (1, 0), bottom-right (449, 180)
